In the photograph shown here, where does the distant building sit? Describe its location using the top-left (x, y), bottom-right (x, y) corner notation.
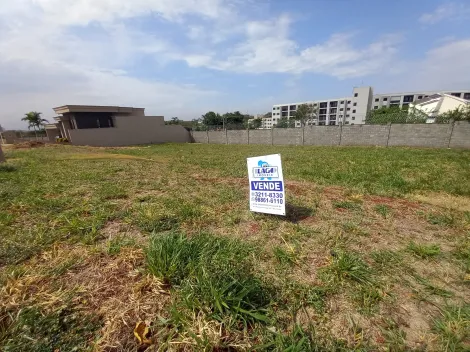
top-left (409, 94), bottom-right (470, 123)
top-left (45, 105), bottom-right (191, 146)
top-left (271, 88), bottom-right (470, 127)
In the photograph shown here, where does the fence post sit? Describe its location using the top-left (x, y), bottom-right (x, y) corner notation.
top-left (247, 128), bottom-right (250, 145)
top-left (338, 123), bottom-right (343, 146)
top-left (302, 126), bottom-right (305, 145)
top-left (206, 130), bottom-right (209, 144)
top-left (386, 122), bottom-right (392, 147)
top-left (447, 119), bottom-right (455, 149)
top-left (225, 128), bottom-right (228, 145)
top-left (271, 127), bottom-right (274, 145)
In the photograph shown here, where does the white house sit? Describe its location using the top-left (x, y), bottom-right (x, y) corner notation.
top-left (409, 94), bottom-right (470, 123)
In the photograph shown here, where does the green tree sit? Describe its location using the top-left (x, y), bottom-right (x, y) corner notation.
top-left (365, 106), bottom-right (426, 124)
top-left (201, 111), bottom-right (222, 127)
top-left (291, 104), bottom-right (317, 127)
top-left (434, 105), bottom-right (470, 124)
top-left (248, 118), bottom-right (262, 129)
top-left (21, 112), bottom-right (48, 136)
top-left (223, 111), bottom-right (246, 126)
top-left (166, 117), bottom-right (181, 125)
top-left (275, 117), bottom-right (295, 128)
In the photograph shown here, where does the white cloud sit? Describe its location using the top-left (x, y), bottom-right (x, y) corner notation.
top-left (0, 60), bottom-right (219, 129)
top-left (0, 0), bottom-right (226, 129)
top-left (419, 2), bottom-right (470, 24)
top-left (29, 0), bottom-right (234, 25)
top-left (409, 38), bottom-right (470, 89)
top-left (186, 16), bottom-right (402, 79)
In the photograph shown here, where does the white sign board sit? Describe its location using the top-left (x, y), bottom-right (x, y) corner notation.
top-left (247, 154), bottom-right (286, 216)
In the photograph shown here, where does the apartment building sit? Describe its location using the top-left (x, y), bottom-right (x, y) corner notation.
top-left (271, 87), bottom-right (470, 127)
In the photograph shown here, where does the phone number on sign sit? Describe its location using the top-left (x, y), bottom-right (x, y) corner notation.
top-left (253, 197), bottom-right (284, 204)
top-left (251, 192), bottom-right (284, 199)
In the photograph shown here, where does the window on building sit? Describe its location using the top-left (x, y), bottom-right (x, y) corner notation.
top-left (383, 97), bottom-right (388, 101)
top-left (319, 109), bottom-right (327, 114)
top-left (339, 108), bottom-right (344, 111)
top-left (354, 93), bottom-right (358, 97)
top-left (347, 100), bottom-right (351, 104)
top-left (290, 105), bottom-right (296, 110)
top-left (352, 110), bottom-right (356, 113)
top-left (330, 115), bottom-right (336, 120)
top-left (451, 92), bottom-right (462, 97)
top-left (351, 123), bottom-right (355, 125)
top-left (347, 108), bottom-right (350, 111)
top-left (352, 116), bottom-right (355, 120)
top-left (329, 101), bottom-right (338, 107)
top-left (329, 121), bottom-right (336, 126)
top-left (345, 121), bottom-right (349, 124)
top-left (418, 95), bottom-right (423, 99)
top-left (281, 106), bottom-right (288, 111)
top-left (319, 102), bottom-right (327, 108)
top-left (464, 93), bottom-right (470, 100)
top-left (346, 114), bottom-right (350, 117)
top-left (375, 98), bottom-right (379, 102)
top-left (403, 95), bottom-right (414, 103)
top-left (330, 108), bottom-right (337, 114)
top-left (340, 101), bottom-right (344, 104)
top-left (374, 106), bottom-right (378, 110)
top-left (353, 102), bottom-right (357, 106)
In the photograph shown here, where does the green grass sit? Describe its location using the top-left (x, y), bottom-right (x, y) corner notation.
top-left (434, 305), bottom-right (470, 351)
top-left (273, 246), bottom-right (299, 266)
top-left (374, 204), bottom-right (391, 218)
top-left (0, 305), bottom-right (100, 351)
top-left (146, 232), bottom-right (270, 324)
top-left (1, 144), bottom-right (470, 350)
top-left (407, 241), bottom-right (441, 259)
top-left (320, 250), bottom-right (375, 286)
top-left (427, 212), bottom-right (456, 227)
top-left (333, 201), bottom-right (362, 210)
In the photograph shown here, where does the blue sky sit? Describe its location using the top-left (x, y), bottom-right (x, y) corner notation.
top-left (1, 0), bottom-right (470, 129)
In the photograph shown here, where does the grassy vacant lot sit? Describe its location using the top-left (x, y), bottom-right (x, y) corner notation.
top-left (1, 143), bottom-right (470, 351)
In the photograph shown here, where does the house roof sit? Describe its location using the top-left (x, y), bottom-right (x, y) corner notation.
top-left (412, 93), bottom-right (470, 107)
top-left (53, 105), bottom-right (145, 114)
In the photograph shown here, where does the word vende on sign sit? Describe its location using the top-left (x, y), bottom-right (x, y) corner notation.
top-left (246, 154), bottom-right (286, 216)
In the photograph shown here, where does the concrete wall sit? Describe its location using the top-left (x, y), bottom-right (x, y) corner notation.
top-left (341, 125), bottom-right (390, 146)
top-left (69, 115), bottom-right (191, 146)
top-left (191, 122), bottom-right (470, 149)
top-left (207, 131), bottom-right (226, 144)
top-left (227, 130), bottom-right (248, 144)
top-left (304, 126), bottom-right (341, 146)
top-left (273, 128), bottom-right (302, 145)
top-left (449, 121), bottom-right (470, 148)
top-left (192, 131), bottom-right (208, 143)
top-left (388, 124), bottom-right (451, 148)
top-left (249, 130), bottom-right (272, 145)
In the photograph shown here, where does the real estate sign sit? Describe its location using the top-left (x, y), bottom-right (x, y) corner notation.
top-left (247, 154), bottom-right (286, 216)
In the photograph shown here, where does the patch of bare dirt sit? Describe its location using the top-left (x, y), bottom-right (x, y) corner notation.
top-left (0, 245), bottom-right (169, 352)
top-left (412, 192), bottom-right (470, 212)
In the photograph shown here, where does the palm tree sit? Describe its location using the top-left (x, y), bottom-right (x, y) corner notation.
top-left (21, 112), bottom-right (48, 139)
